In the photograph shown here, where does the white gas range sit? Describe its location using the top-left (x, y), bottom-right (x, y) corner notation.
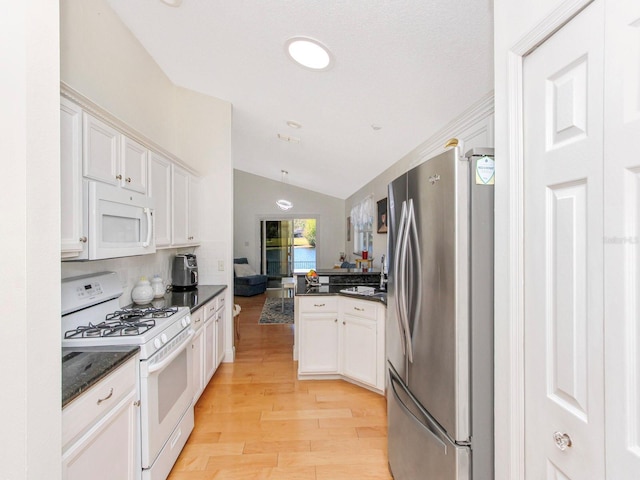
top-left (62, 271), bottom-right (195, 480)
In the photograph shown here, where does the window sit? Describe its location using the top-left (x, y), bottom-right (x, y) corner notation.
top-left (351, 195), bottom-right (374, 256)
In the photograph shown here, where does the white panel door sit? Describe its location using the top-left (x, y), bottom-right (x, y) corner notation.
top-left (604, 1), bottom-right (640, 477)
top-left (121, 135), bottom-right (147, 194)
top-left (148, 151), bottom-right (172, 247)
top-left (523, 2), bottom-right (605, 478)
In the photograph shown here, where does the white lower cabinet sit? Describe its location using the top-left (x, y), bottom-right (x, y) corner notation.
top-left (298, 298), bottom-right (340, 374)
top-left (190, 308), bottom-right (205, 403)
top-left (298, 296), bottom-right (386, 392)
top-left (191, 292), bottom-right (226, 403)
top-left (62, 356), bottom-right (139, 480)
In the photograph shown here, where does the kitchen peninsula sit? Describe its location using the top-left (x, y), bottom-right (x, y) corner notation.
top-left (294, 269), bottom-right (387, 394)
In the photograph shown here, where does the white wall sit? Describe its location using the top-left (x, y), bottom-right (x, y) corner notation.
top-left (0, 1), bottom-right (61, 478)
top-left (234, 170), bottom-right (345, 271)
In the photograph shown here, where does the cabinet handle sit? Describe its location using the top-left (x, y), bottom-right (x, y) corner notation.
top-left (354, 307), bottom-right (365, 312)
top-left (313, 303), bottom-right (325, 307)
top-left (334, 318), bottom-right (338, 322)
top-left (79, 236), bottom-right (87, 243)
top-left (195, 317), bottom-right (201, 323)
top-left (343, 321), bottom-right (346, 325)
top-left (96, 388), bottom-right (114, 405)
top-left (126, 177), bottom-right (132, 183)
top-left (116, 174), bottom-right (122, 180)
top-left (133, 400), bottom-right (141, 407)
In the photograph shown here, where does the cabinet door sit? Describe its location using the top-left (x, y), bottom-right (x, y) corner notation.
top-left (191, 326), bottom-right (205, 403)
top-left (342, 312), bottom-right (377, 387)
top-left (204, 317), bottom-right (216, 384)
top-left (60, 98), bottom-right (85, 258)
top-left (171, 164), bottom-right (190, 246)
top-left (188, 174), bottom-right (200, 243)
top-left (215, 306), bottom-right (225, 368)
top-left (121, 135), bottom-right (147, 194)
top-left (62, 389), bottom-right (138, 480)
top-left (83, 113), bottom-right (120, 186)
top-left (149, 152), bottom-right (172, 247)
top-left (299, 312), bottom-right (340, 374)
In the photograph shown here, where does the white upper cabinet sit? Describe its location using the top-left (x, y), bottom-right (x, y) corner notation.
top-left (171, 164), bottom-right (200, 246)
top-left (148, 151), bottom-right (172, 247)
top-left (60, 98), bottom-right (85, 258)
top-left (120, 136), bottom-right (147, 194)
top-left (83, 113), bottom-right (147, 194)
top-left (83, 113), bottom-right (120, 186)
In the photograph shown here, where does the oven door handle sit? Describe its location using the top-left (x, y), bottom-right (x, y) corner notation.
top-left (146, 329), bottom-right (195, 375)
top-left (142, 207), bottom-right (153, 248)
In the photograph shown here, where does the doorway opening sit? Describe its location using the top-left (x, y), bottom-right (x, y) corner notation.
top-left (260, 219), bottom-right (316, 289)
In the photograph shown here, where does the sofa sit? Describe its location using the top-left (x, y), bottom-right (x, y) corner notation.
top-left (233, 258), bottom-right (268, 296)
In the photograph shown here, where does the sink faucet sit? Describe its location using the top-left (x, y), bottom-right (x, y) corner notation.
top-left (380, 254), bottom-right (387, 290)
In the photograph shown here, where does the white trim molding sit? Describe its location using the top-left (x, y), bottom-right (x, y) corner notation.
top-left (498, 0), bottom-right (593, 478)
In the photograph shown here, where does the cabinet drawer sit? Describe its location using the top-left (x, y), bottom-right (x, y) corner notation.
top-left (62, 356), bottom-right (137, 451)
top-left (204, 298), bottom-right (217, 320)
top-left (342, 298), bottom-right (378, 320)
top-left (191, 307), bottom-right (204, 331)
top-left (299, 297), bottom-right (339, 313)
top-left (216, 294), bottom-right (226, 312)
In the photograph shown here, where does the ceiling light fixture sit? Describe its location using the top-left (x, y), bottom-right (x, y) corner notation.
top-left (276, 170), bottom-right (294, 211)
top-left (285, 37), bottom-right (333, 71)
top-left (160, 0), bottom-right (183, 6)
top-left (286, 120), bottom-right (302, 129)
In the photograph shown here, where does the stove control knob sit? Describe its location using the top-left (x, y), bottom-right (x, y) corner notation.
top-left (181, 317), bottom-right (190, 328)
top-left (154, 338), bottom-right (162, 349)
top-left (161, 333), bottom-right (168, 344)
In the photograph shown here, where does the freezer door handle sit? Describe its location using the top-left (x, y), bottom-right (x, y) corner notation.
top-left (389, 369), bottom-right (450, 451)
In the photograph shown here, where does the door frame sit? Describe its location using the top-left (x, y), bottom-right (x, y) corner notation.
top-left (497, 0), bottom-right (594, 477)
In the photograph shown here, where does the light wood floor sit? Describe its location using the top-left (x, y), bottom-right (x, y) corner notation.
top-left (167, 291), bottom-right (392, 480)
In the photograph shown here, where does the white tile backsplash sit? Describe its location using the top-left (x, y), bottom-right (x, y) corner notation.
top-left (62, 249), bottom-right (180, 307)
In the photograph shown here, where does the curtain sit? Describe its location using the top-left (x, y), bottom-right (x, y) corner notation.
top-left (350, 194), bottom-right (374, 228)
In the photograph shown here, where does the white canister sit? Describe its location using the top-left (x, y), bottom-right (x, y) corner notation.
top-left (132, 277), bottom-right (154, 305)
top-left (151, 275), bottom-right (165, 298)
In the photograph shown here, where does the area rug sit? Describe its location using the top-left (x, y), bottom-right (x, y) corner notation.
top-left (258, 297), bottom-right (294, 324)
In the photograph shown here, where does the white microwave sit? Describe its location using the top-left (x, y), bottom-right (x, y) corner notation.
top-left (67, 181), bottom-right (156, 260)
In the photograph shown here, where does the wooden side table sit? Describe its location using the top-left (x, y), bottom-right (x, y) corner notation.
top-left (355, 258), bottom-right (373, 269)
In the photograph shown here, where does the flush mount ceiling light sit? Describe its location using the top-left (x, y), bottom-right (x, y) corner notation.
top-left (160, 0), bottom-right (183, 6)
top-left (277, 133), bottom-right (301, 143)
top-left (276, 170), bottom-right (294, 211)
top-left (286, 120), bottom-right (302, 129)
top-left (285, 37), bottom-right (333, 71)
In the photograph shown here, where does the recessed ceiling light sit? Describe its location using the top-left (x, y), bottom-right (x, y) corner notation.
top-left (160, 0), bottom-right (182, 6)
top-left (371, 124), bottom-right (382, 131)
top-left (285, 37), bottom-right (333, 71)
top-left (286, 120), bottom-right (302, 129)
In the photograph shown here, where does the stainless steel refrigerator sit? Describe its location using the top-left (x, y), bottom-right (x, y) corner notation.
top-left (386, 147), bottom-right (494, 480)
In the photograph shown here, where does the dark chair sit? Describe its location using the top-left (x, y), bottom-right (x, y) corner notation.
top-left (233, 258), bottom-right (268, 296)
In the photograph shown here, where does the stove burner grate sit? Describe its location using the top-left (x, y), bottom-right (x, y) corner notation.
top-left (64, 318), bottom-right (157, 339)
top-left (105, 306), bottom-right (178, 322)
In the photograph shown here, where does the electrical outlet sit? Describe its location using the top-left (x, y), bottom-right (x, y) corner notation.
top-left (218, 260), bottom-right (224, 271)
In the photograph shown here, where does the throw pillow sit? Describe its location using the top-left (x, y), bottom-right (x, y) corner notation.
top-left (234, 263), bottom-right (257, 277)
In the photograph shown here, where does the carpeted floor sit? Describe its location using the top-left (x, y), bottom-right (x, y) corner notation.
top-left (258, 297), bottom-right (294, 324)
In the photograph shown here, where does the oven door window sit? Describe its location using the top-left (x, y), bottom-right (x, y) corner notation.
top-left (157, 349), bottom-right (187, 424)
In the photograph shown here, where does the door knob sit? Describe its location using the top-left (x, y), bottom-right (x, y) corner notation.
top-left (553, 431), bottom-right (572, 451)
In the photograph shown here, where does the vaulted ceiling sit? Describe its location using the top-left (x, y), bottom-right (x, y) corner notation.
top-left (106, 0), bottom-right (493, 199)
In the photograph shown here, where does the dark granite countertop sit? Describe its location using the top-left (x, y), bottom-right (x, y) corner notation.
top-left (295, 273), bottom-right (387, 305)
top-left (62, 346), bottom-right (139, 408)
top-left (131, 284), bottom-right (228, 313)
top-left (297, 285), bottom-right (387, 305)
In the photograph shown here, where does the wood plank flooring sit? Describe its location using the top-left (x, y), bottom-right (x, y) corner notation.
top-left (168, 291), bottom-right (392, 480)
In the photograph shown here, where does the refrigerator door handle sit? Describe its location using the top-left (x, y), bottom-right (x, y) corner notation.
top-left (389, 369), bottom-right (449, 452)
top-left (394, 200), bottom-right (409, 356)
top-left (400, 200), bottom-right (414, 363)
top-left (405, 198), bottom-right (421, 363)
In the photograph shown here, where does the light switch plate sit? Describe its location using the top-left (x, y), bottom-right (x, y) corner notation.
top-left (218, 260), bottom-right (224, 271)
